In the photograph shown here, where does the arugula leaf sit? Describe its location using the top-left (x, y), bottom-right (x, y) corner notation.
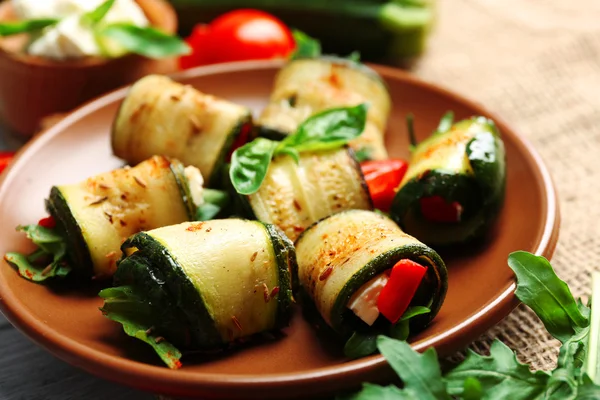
top-left (278, 104), bottom-right (368, 153)
top-left (343, 307), bottom-right (430, 359)
top-left (82, 0), bottom-right (115, 26)
top-left (586, 271), bottom-right (600, 384)
top-left (0, 19), bottom-right (58, 36)
top-left (196, 189), bottom-right (230, 221)
top-left (290, 30), bottom-right (321, 59)
top-left (576, 375), bottom-right (600, 399)
top-left (445, 340), bottom-right (551, 399)
top-left (378, 336), bottom-right (450, 399)
top-left (230, 138), bottom-right (278, 195)
top-left (230, 105), bottom-right (367, 195)
top-left (4, 224), bottom-right (71, 282)
top-left (99, 285), bottom-right (182, 369)
top-left (436, 111), bottom-right (454, 134)
top-left (461, 377), bottom-right (483, 400)
top-left (98, 24), bottom-right (190, 59)
top-left (508, 251), bottom-right (589, 342)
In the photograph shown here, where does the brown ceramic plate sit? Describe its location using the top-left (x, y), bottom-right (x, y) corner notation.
top-left (0, 60), bottom-right (559, 400)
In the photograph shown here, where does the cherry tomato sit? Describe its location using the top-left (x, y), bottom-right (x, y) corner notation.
top-left (179, 24), bottom-right (211, 70)
top-left (360, 159), bottom-right (408, 212)
top-left (180, 9), bottom-right (295, 69)
top-left (377, 259), bottom-right (427, 324)
top-left (0, 151), bottom-right (15, 174)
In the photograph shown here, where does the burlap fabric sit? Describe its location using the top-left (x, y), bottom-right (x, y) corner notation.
top-left (419, 0), bottom-right (600, 371)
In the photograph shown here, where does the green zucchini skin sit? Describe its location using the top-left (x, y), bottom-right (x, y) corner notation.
top-left (120, 232), bottom-right (223, 348)
top-left (170, 1), bottom-right (434, 61)
top-left (295, 209), bottom-right (448, 338)
top-left (256, 57), bottom-right (391, 161)
top-left (390, 116), bottom-right (506, 247)
top-left (111, 75), bottom-right (253, 188)
top-left (113, 219), bottom-right (294, 350)
top-left (46, 187), bottom-right (93, 278)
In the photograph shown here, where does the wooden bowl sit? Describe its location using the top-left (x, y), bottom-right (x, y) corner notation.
top-left (0, 0), bottom-right (179, 137)
top-left (0, 61), bottom-right (560, 399)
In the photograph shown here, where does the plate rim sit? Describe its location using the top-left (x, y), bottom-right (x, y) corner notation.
top-left (0, 59), bottom-right (560, 398)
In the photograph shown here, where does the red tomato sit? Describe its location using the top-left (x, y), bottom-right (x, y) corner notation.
top-left (361, 159), bottom-right (408, 212)
top-left (0, 151), bottom-right (15, 174)
top-left (180, 9), bottom-right (295, 69)
top-left (38, 216), bottom-right (56, 229)
top-left (179, 24), bottom-right (211, 70)
top-left (377, 259), bottom-right (427, 324)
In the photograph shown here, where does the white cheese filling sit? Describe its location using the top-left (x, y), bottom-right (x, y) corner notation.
top-left (11, 0), bottom-right (148, 60)
top-left (347, 273), bottom-right (390, 326)
top-left (184, 165), bottom-right (205, 208)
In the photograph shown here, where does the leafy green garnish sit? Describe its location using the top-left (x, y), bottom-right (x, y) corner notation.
top-left (0, 19), bottom-right (58, 36)
top-left (346, 51), bottom-right (362, 62)
top-left (4, 224), bottom-right (71, 282)
top-left (343, 306), bottom-right (430, 359)
top-left (353, 148), bottom-right (372, 163)
top-left (346, 251), bottom-right (600, 399)
top-left (290, 29), bottom-right (321, 60)
top-left (82, 0), bottom-right (115, 26)
top-left (230, 104), bottom-right (368, 195)
top-left (435, 111), bottom-right (454, 134)
top-left (99, 285), bottom-right (182, 369)
top-left (98, 24), bottom-right (190, 59)
top-left (196, 189), bottom-right (231, 221)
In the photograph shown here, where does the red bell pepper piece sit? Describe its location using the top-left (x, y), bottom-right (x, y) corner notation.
top-left (38, 216), bottom-right (56, 229)
top-left (0, 151), bottom-right (15, 174)
top-left (360, 159), bottom-right (408, 212)
top-left (377, 259), bottom-right (428, 324)
top-left (419, 195), bottom-right (462, 223)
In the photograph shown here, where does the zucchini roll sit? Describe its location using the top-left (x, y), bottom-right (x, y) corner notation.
top-left (46, 156), bottom-right (201, 279)
top-left (112, 75), bottom-right (253, 186)
top-left (100, 219), bottom-right (294, 368)
top-left (391, 116), bottom-right (506, 246)
top-left (257, 57), bottom-right (391, 160)
top-left (295, 210), bottom-right (447, 357)
top-left (240, 147), bottom-right (373, 242)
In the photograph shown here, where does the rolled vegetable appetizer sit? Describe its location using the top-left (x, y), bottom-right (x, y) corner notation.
top-left (241, 148), bottom-right (373, 242)
top-left (295, 210), bottom-right (447, 358)
top-left (5, 156), bottom-right (202, 281)
top-left (99, 219), bottom-right (295, 368)
top-left (257, 57), bottom-right (391, 161)
top-left (112, 75), bottom-right (253, 186)
top-left (391, 114), bottom-right (506, 246)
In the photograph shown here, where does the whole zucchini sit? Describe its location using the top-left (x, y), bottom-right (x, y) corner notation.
top-left (45, 155), bottom-right (200, 279)
top-left (170, 0), bottom-right (436, 61)
top-left (100, 219), bottom-right (295, 368)
top-left (390, 116), bottom-right (506, 246)
top-left (295, 209), bottom-right (447, 356)
top-left (112, 75), bottom-right (253, 187)
top-left (257, 57), bottom-right (391, 160)
top-left (239, 147), bottom-right (373, 242)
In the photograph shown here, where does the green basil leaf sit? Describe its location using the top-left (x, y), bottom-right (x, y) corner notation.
top-left (196, 189), bottom-right (230, 221)
top-left (0, 19), bottom-right (58, 36)
top-left (444, 340), bottom-right (551, 399)
top-left (99, 285), bottom-right (182, 369)
top-left (290, 29), bottom-right (321, 59)
top-left (230, 138), bottom-right (278, 195)
top-left (436, 111), bottom-right (454, 134)
top-left (377, 336), bottom-right (450, 400)
top-left (337, 383), bottom-right (413, 400)
top-left (278, 104), bottom-right (368, 153)
top-left (344, 332), bottom-right (378, 359)
top-left (82, 0), bottom-right (115, 26)
top-left (508, 251), bottom-right (589, 343)
top-left (98, 23), bottom-right (190, 59)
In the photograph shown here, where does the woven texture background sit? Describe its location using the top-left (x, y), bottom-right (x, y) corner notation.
top-left (420, 0), bottom-right (600, 370)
